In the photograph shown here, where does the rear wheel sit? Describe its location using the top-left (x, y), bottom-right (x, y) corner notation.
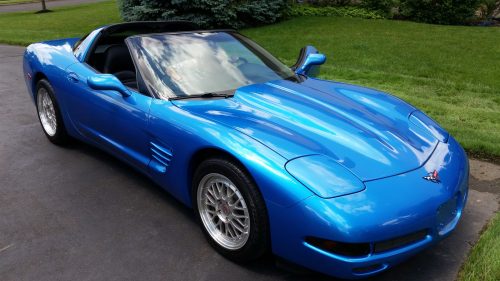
top-left (193, 158), bottom-right (269, 262)
top-left (36, 79), bottom-right (69, 145)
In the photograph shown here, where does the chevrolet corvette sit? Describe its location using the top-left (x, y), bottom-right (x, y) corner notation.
top-left (22, 21), bottom-right (469, 279)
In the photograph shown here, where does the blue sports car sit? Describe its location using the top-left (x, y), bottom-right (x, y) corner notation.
top-left (23, 21), bottom-right (469, 279)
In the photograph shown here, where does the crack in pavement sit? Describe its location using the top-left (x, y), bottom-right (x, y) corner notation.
top-left (0, 243), bottom-right (14, 254)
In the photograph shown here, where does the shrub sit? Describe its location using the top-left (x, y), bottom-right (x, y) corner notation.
top-left (118, 0), bottom-right (289, 29)
top-left (477, 0), bottom-right (500, 19)
top-left (399, 0), bottom-right (482, 24)
top-left (361, 0), bottom-right (395, 17)
top-left (287, 5), bottom-right (385, 19)
top-left (302, 0), bottom-right (354, 6)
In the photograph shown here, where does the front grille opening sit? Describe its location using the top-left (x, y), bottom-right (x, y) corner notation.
top-left (374, 230), bottom-right (428, 253)
top-left (305, 237), bottom-right (370, 257)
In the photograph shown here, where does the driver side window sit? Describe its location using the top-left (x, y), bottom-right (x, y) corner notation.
top-left (86, 37), bottom-right (140, 93)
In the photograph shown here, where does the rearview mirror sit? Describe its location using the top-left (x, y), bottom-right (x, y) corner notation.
top-left (292, 46), bottom-right (326, 77)
top-left (87, 74), bottom-right (130, 97)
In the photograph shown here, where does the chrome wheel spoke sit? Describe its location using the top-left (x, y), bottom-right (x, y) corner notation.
top-left (215, 219), bottom-right (222, 231)
top-left (234, 203), bottom-right (247, 211)
top-left (206, 192), bottom-right (216, 205)
top-left (235, 216), bottom-right (247, 226)
top-left (232, 213), bottom-right (246, 219)
top-left (216, 182), bottom-right (222, 198)
top-left (227, 223), bottom-right (236, 238)
top-left (230, 220), bottom-right (244, 235)
top-left (197, 173), bottom-right (250, 250)
top-left (226, 185), bottom-right (232, 200)
top-left (211, 184), bottom-right (220, 200)
top-left (37, 88), bottom-right (57, 136)
top-left (207, 187), bottom-right (216, 200)
top-left (229, 197), bottom-right (240, 207)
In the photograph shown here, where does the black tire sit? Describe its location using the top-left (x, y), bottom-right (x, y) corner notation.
top-left (192, 157), bottom-right (270, 262)
top-left (35, 79), bottom-right (69, 145)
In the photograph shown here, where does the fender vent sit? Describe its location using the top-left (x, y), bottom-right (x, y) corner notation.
top-left (149, 142), bottom-right (173, 173)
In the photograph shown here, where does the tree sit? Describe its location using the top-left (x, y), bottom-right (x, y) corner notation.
top-left (36, 0), bottom-right (52, 13)
top-left (118, 0), bottom-right (289, 29)
top-left (399, 0), bottom-right (482, 24)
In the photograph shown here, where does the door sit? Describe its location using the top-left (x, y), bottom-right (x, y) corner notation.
top-left (64, 62), bottom-right (152, 172)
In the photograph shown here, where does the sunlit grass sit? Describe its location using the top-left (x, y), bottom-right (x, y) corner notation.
top-left (0, 0), bottom-right (37, 5)
top-left (0, 0), bottom-right (120, 45)
top-left (458, 212), bottom-right (500, 281)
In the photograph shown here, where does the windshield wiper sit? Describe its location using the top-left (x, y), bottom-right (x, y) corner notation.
top-left (285, 74), bottom-right (305, 83)
top-left (169, 92), bottom-right (234, 101)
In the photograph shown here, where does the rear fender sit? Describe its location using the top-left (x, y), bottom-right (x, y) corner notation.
top-left (23, 38), bottom-right (81, 137)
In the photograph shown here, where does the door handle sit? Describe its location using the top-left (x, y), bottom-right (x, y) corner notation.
top-left (68, 72), bottom-right (79, 83)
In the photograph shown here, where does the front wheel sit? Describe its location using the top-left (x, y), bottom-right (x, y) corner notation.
top-left (193, 158), bottom-right (269, 262)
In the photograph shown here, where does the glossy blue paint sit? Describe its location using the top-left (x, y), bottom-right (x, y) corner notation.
top-left (268, 136), bottom-right (468, 278)
top-left (175, 79), bottom-right (437, 181)
top-left (409, 110), bottom-right (449, 143)
top-left (87, 74), bottom-right (131, 97)
top-left (293, 45), bottom-right (326, 77)
top-left (295, 53), bottom-right (326, 76)
top-left (23, 37), bottom-right (80, 102)
top-left (22, 27), bottom-right (469, 279)
top-left (64, 62), bottom-right (152, 172)
top-left (285, 154), bottom-right (366, 198)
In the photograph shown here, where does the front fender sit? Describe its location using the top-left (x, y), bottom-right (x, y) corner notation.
top-left (147, 100), bottom-right (314, 208)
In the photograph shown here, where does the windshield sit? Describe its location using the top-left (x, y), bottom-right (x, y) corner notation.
top-left (126, 31), bottom-right (295, 99)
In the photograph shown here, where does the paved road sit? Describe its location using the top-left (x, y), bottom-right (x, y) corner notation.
top-left (0, 44), bottom-right (498, 281)
top-left (0, 0), bottom-right (105, 13)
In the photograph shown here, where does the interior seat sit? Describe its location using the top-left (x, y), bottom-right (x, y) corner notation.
top-left (102, 45), bottom-right (137, 88)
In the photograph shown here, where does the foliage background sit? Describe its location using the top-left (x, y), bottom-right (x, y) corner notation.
top-left (300, 0), bottom-right (496, 24)
top-left (399, 0), bottom-right (482, 25)
top-left (118, 0), bottom-right (288, 28)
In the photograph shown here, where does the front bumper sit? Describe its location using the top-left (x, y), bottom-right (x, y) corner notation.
top-left (268, 136), bottom-right (469, 279)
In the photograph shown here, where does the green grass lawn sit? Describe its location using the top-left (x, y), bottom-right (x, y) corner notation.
top-left (0, 0), bottom-right (37, 5)
top-left (458, 212), bottom-right (500, 281)
top-left (0, 1), bottom-right (120, 45)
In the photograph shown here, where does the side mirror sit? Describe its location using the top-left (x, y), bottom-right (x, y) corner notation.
top-left (292, 46), bottom-right (326, 77)
top-left (87, 74), bottom-right (130, 97)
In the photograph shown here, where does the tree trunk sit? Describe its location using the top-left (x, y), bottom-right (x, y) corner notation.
top-left (41, 0), bottom-right (47, 11)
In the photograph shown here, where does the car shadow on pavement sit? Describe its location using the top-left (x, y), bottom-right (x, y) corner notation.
top-left (63, 139), bottom-right (197, 221)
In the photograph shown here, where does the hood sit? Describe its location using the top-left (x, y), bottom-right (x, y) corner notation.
top-left (172, 79), bottom-right (439, 181)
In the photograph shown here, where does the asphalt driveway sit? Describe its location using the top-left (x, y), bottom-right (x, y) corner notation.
top-left (0, 44), bottom-right (498, 281)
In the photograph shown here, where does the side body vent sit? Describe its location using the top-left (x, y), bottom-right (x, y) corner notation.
top-left (149, 141), bottom-right (173, 174)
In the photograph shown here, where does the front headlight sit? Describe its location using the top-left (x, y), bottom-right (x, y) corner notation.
top-left (285, 155), bottom-right (365, 198)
